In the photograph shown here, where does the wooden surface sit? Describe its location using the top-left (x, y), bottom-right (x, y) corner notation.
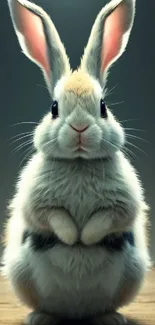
top-left (0, 270), bottom-right (155, 325)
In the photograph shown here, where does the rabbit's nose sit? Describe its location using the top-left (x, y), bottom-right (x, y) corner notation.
top-left (70, 124), bottom-right (89, 133)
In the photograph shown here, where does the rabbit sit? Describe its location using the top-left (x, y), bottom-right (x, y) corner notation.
top-left (1, 0), bottom-right (151, 325)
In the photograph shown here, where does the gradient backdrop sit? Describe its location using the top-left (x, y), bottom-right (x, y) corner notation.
top-left (0, 0), bottom-right (154, 260)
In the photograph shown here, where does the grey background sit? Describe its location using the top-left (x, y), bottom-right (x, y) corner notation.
top-left (0, 0), bottom-right (154, 260)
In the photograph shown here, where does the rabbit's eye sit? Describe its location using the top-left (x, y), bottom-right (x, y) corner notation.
top-left (51, 101), bottom-right (58, 119)
top-left (100, 99), bottom-right (107, 118)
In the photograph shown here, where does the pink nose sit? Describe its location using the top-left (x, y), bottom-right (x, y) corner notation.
top-left (70, 124), bottom-right (89, 132)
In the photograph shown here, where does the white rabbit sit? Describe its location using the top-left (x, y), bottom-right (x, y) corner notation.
top-left (1, 0), bottom-right (151, 324)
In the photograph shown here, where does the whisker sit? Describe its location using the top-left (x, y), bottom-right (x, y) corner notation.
top-left (125, 140), bottom-right (148, 156)
top-left (101, 136), bottom-right (138, 160)
top-left (101, 135), bottom-right (139, 160)
top-left (36, 83), bottom-right (48, 90)
top-left (42, 138), bottom-right (58, 150)
top-left (105, 84), bottom-right (119, 98)
top-left (124, 127), bottom-right (146, 133)
top-left (18, 147), bottom-right (35, 169)
top-left (120, 119), bottom-right (140, 123)
top-left (101, 138), bottom-right (119, 152)
top-left (11, 122), bottom-right (38, 127)
top-left (108, 101), bottom-right (124, 107)
top-left (9, 133), bottom-right (33, 146)
top-left (9, 140), bottom-right (33, 157)
top-left (8, 131), bottom-right (33, 142)
top-left (121, 149), bottom-right (131, 161)
top-left (125, 134), bottom-right (148, 143)
top-left (123, 147), bottom-right (138, 160)
top-left (100, 138), bottom-right (126, 164)
top-left (48, 143), bottom-right (58, 155)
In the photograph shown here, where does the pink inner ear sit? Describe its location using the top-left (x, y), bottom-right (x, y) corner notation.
top-left (101, 2), bottom-right (128, 72)
top-left (16, 2), bottom-right (50, 76)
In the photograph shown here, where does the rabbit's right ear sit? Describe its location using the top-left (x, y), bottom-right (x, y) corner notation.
top-left (7, 0), bottom-right (71, 95)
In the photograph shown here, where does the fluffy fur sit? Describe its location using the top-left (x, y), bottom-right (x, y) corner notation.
top-left (2, 1), bottom-right (151, 325)
top-left (64, 70), bottom-right (94, 96)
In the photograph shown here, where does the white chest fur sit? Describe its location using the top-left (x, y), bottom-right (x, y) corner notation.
top-left (20, 155), bottom-right (119, 229)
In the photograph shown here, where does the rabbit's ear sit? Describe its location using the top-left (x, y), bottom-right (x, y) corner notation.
top-left (81, 0), bottom-right (136, 87)
top-left (7, 0), bottom-right (71, 95)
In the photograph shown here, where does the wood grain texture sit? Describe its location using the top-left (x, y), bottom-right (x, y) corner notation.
top-left (0, 270), bottom-right (155, 325)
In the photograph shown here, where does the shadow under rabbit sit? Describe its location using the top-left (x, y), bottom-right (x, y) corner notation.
top-left (55, 318), bottom-right (145, 325)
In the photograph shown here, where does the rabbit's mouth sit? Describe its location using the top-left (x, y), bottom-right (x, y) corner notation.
top-left (75, 147), bottom-right (88, 153)
top-left (73, 137), bottom-right (91, 153)
top-left (75, 138), bottom-right (88, 152)
top-left (68, 133), bottom-right (91, 154)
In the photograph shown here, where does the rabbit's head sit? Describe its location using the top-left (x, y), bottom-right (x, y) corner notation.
top-left (8, 0), bottom-right (136, 160)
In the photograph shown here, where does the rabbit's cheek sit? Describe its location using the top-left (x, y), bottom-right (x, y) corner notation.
top-left (83, 127), bottom-right (102, 148)
top-left (58, 126), bottom-right (75, 148)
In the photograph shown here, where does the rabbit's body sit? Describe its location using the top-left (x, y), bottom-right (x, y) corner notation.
top-left (3, 0), bottom-right (151, 324)
top-left (3, 152), bottom-right (149, 318)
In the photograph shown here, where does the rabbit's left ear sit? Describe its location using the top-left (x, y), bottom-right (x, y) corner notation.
top-left (81, 0), bottom-right (136, 87)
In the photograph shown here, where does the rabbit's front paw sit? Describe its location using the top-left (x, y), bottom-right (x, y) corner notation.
top-left (59, 223), bottom-right (78, 246)
top-left (93, 312), bottom-right (127, 325)
top-left (81, 210), bottom-right (111, 245)
top-left (81, 227), bottom-right (108, 245)
top-left (25, 311), bottom-right (57, 325)
top-left (49, 208), bottom-right (78, 245)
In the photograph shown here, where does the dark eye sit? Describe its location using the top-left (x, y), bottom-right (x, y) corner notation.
top-left (51, 100), bottom-right (58, 119)
top-left (100, 99), bottom-right (107, 118)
